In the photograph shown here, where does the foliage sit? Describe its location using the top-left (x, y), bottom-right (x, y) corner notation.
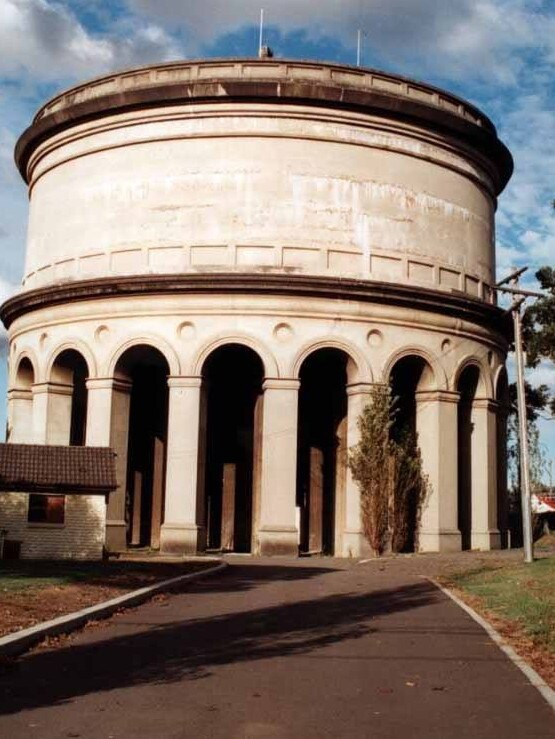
top-left (348, 384), bottom-right (430, 556)
top-left (522, 265), bottom-right (555, 416)
top-left (390, 428), bottom-right (430, 553)
top-left (508, 413), bottom-right (548, 495)
top-left (348, 384), bottom-right (391, 555)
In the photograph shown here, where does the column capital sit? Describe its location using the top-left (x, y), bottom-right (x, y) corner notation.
top-left (262, 378), bottom-right (300, 391)
top-left (167, 375), bottom-right (203, 389)
top-left (7, 388), bottom-right (33, 400)
top-left (86, 377), bottom-right (132, 393)
top-left (415, 389), bottom-right (460, 404)
top-left (346, 382), bottom-right (374, 397)
top-left (473, 397), bottom-right (498, 412)
top-left (32, 381), bottom-right (73, 397)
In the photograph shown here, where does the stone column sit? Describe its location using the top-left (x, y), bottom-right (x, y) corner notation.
top-left (32, 382), bottom-right (73, 444)
top-left (160, 377), bottom-right (204, 555)
top-left (83, 378), bottom-right (116, 554)
top-left (496, 401), bottom-right (510, 548)
top-left (7, 388), bottom-right (34, 443)
top-left (471, 398), bottom-right (500, 550)
top-left (415, 390), bottom-right (461, 552)
top-left (257, 379), bottom-right (300, 556)
top-left (85, 378), bottom-right (115, 447)
top-left (85, 378), bottom-right (132, 551)
top-left (342, 382), bottom-right (373, 557)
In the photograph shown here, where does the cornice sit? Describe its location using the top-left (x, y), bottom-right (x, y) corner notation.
top-left (15, 58), bottom-right (512, 193)
top-left (0, 273), bottom-right (512, 340)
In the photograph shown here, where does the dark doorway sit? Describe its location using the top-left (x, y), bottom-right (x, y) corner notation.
top-left (457, 365), bottom-right (480, 550)
top-left (51, 349), bottom-right (89, 446)
top-left (496, 368), bottom-right (510, 549)
top-left (116, 346), bottom-right (169, 549)
top-left (203, 344), bottom-right (264, 553)
top-left (389, 356), bottom-right (432, 553)
top-left (297, 349), bottom-right (348, 555)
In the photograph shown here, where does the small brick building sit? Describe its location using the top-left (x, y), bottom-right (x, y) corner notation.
top-left (0, 444), bottom-right (116, 559)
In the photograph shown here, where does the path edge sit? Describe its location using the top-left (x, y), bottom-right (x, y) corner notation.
top-left (426, 576), bottom-right (555, 713)
top-left (0, 560), bottom-right (227, 659)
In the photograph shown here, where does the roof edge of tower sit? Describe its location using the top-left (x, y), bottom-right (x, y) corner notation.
top-left (14, 58), bottom-right (513, 193)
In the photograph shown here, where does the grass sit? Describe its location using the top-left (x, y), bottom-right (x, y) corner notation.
top-left (0, 559), bottom-right (207, 594)
top-left (0, 562), bottom-right (113, 593)
top-left (449, 552), bottom-right (555, 653)
top-left (0, 558), bottom-right (214, 639)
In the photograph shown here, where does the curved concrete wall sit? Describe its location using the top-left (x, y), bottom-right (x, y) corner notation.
top-left (16, 60), bottom-right (509, 300)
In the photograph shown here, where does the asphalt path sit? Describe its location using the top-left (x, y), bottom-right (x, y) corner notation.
top-left (0, 557), bottom-right (553, 739)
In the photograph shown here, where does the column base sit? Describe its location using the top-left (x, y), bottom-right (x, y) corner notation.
top-left (340, 531), bottom-right (371, 558)
top-left (105, 520), bottom-right (127, 552)
top-left (471, 529), bottom-right (501, 551)
top-left (160, 523), bottom-right (205, 555)
top-left (419, 530), bottom-right (462, 553)
top-left (257, 526), bottom-right (299, 556)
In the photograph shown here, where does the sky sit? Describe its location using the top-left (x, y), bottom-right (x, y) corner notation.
top-left (0, 0), bottom-right (554, 471)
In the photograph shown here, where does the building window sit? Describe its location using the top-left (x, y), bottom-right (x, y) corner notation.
top-left (28, 495), bottom-right (65, 524)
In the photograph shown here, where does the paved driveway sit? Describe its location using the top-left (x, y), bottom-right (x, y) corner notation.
top-left (0, 557), bottom-right (553, 738)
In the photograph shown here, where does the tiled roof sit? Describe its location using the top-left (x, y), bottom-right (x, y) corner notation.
top-left (0, 444), bottom-right (117, 494)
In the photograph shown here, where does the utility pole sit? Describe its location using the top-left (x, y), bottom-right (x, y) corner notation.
top-left (494, 266), bottom-right (544, 563)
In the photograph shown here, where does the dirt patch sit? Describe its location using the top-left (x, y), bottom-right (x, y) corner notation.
top-left (0, 560), bottom-right (213, 638)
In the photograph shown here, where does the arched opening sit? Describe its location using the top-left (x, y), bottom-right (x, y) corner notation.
top-left (9, 357), bottom-right (35, 442)
top-left (114, 345), bottom-right (169, 549)
top-left (389, 355), bottom-right (435, 552)
top-left (496, 367), bottom-right (510, 549)
top-left (15, 357), bottom-right (34, 389)
top-left (297, 349), bottom-right (348, 555)
top-left (202, 344), bottom-right (264, 553)
top-left (50, 349), bottom-right (89, 446)
top-left (457, 365), bottom-right (480, 550)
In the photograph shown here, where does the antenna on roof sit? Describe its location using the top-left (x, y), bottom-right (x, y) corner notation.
top-left (357, 29), bottom-right (363, 66)
top-left (258, 8), bottom-right (274, 58)
top-left (259, 9), bottom-right (264, 56)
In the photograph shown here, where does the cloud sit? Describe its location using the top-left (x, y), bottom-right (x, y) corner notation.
top-left (0, 0), bottom-right (182, 82)
top-left (128, 0), bottom-right (552, 84)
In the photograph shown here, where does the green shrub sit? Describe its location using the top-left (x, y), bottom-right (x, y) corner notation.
top-left (348, 384), bottom-right (430, 556)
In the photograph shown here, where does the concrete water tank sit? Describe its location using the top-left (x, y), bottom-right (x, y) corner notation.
top-left (2, 59), bottom-right (512, 558)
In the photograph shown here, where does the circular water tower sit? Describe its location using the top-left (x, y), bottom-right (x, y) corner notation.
top-left (2, 59), bottom-right (512, 558)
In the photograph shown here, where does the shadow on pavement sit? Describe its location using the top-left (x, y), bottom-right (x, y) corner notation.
top-left (0, 575), bottom-right (437, 715)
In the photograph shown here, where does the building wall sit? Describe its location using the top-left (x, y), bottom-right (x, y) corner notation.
top-left (0, 492), bottom-right (105, 560)
top-left (22, 70), bottom-right (499, 298)
top-left (5, 289), bottom-right (506, 557)
top-left (4, 59), bottom-right (511, 558)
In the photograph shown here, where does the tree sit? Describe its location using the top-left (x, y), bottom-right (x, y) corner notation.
top-left (522, 266), bottom-right (555, 415)
top-left (348, 384), bottom-right (430, 556)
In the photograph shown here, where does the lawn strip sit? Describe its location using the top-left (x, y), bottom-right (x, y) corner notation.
top-left (0, 560), bottom-right (212, 638)
top-left (439, 555), bottom-right (555, 690)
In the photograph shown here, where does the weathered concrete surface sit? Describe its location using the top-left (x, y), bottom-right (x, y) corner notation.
top-left (0, 557), bottom-right (553, 738)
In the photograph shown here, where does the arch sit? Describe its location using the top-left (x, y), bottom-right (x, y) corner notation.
top-left (382, 345), bottom-right (446, 390)
top-left (46, 339), bottom-right (96, 382)
top-left (296, 346), bottom-right (351, 555)
top-left (191, 333), bottom-right (279, 378)
top-left (9, 354), bottom-right (37, 444)
top-left (494, 364), bottom-right (509, 402)
top-left (12, 352), bottom-right (37, 389)
top-left (452, 355), bottom-right (492, 398)
top-left (44, 346), bottom-right (91, 446)
top-left (494, 363), bottom-right (510, 549)
top-left (108, 335), bottom-right (179, 378)
top-left (291, 337), bottom-right (371, 384)
top-left (107, 342), bottom-right (171, 552)
top-left (201, 343), bottom-right (265, 553)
